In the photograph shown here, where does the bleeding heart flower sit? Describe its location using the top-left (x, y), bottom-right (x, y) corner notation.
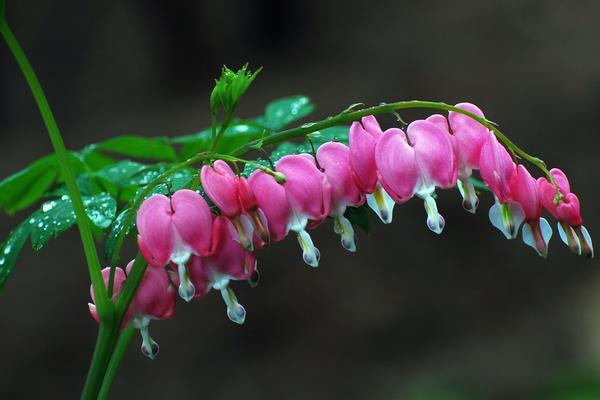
top-left (201, 160), bottom-right (257, 250)
top-left (248, 170), bottom-right (292, 244)
top-left (136, 189), bottom-right (213, 302)
top-left (349, 116), bottom-right (395, 224)
top-left (276, 154), bottom-right (332, 267)
top-left (375, 120), bottom-right (455, 234)
top-left (428, 103), bottom-right (489, 213)
top-left (479, 132), bottom-right (525, 240)
top-left (88, 264), bottom-right (176, 359)
top-left (509, 165), bottom-right (552, 257)
top-left (180, 216), bottom-right (256, 324)
top-left (538, 168), bottom-right (593, 257)
top-left (317, 141), bottom-right (365, 252)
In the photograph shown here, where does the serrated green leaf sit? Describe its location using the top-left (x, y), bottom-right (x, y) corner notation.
top-left (257, 96), bottom-right (315, 131)
top-left (344, 205), bottom-right (372, 234)
top-left (30, 194), bottom-right (117, 251)
top-left (97, 135), bottom-right (177, 161)
top-left (0, 153), bottom-right (85, 214)
top-left (0, 219), bottom-right (34, 292)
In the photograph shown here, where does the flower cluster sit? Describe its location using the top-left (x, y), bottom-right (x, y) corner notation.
top-left (88, 103), bottom-right (593, 358)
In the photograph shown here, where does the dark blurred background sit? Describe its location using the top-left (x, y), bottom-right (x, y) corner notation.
top-left (1, 1), bottom-right (599, 399)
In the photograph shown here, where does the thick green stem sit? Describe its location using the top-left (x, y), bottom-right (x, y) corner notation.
top-left (0, 17), bottom-right (110, 314)
top-left (98, 326), bottom-right (135, 400)
top-left (80, 324), bottom-right (116, 399)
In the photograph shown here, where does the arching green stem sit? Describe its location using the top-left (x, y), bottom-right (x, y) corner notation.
top-left (0, 3), bottom-right (109, 316)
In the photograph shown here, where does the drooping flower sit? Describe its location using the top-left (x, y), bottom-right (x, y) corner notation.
top-left (201, 160), bottom-right (255, 250)
top-left (88, 264), bottom-right (176, 359)
top-left (479, 132), bottom-right (525, 239)
top-left (248, 169), bottom-right (292, 244)
top-left (180, 216), bottom-right (256, 324)
top-left (136, 189), bottom-right (213, 302)
top-left (509, 165), bottom-right (553, 257)
top-left (276, 154), bottom-right (332, 267)
top-left (317, 142), bottom-right (365, 251)
top-left (537, 168), bottom-right (593, 257)
top-left (375, 120), bottom-right (455, 234)
top-left (427, 103), bottom-right (489, 213)
top-left (349, 116), bottom-right (395, 223)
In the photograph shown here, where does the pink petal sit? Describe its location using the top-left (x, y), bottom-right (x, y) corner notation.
top-left (204, 217), bottom-right (255, 281)
top-left (126, 260), bottom-right (176, 320)
top-left (236, 176), bottom-right (258, 212)
top-left (407, 120), bottom-right (455, 189)
top-left (185, 256), bottom-right (212, 299)
top-left (556, 193), bottom-right (583, 227)
top-left (479, 132), bottom-right (515, 203)
top-left (448, 103), bottom-right (488, 171)
top-left (200, 160), bottom-right (240, 217)
top-left (136, 194), bottom-right (175, 267)
top-left (349, 119), bottom-right (381, 193)
top-left (171, 189), bottom-right (214, 256)
top-left (248, 170), bottom-right (291, 242)
top-left (510, 165), bottom-right (541, 221)
top-left (317, 142), bottom-right (364, 214)
top-left (276, 154), bottom-right (331, 220)
top-left (375, 128), bottom-right (418, 202)
top-left (549, 168), bottom-right (571, 194)
top-left (426, 114), bottom-right (459, 183)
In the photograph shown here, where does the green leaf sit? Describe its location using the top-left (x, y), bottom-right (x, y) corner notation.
top-left (104, 207), bottom-right (134, 262)
top-left (173, 122), bottom-right (267, 160)
top-left (79, 145), bottom-right (116, 171)
top-left (97, 135), bottom-right (177, 161)
top-left (94, 160), bottom-right (148, 196)
top-left (257, 96), bottom-right (315, 131)
top-left (240, 158), bottom-right (272, 178)
top-left (0, 153), bottom-right (85, 214)
top-left (266, 125), bottom-right (350, 165)
top-left (344, 205), bottom-right (372, 234)
top-left (30, 194), bottom-right (117, 251)
top-left (306, 125), bottom-right (349, 147)
top-left (0, 219), bottom-right (34, 292)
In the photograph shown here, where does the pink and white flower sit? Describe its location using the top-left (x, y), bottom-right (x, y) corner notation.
top-left (479, 132), bottom-right (525, 239)
top-left (136, 189), bottom-right (213, 301)
top-left (375, 120), bottom-right (455, 234)
top-left (181, 216), bottom-right (257, 324)
top-left (317, 142), bottom-right (365, 251)
top-left (349, 116), bottom-right (395, 223)
top-left (509, 165), bottom-right (552, 257)
top-left (89, 264), bottom-right (176, 359)
top-left (276, 154), bottom-right (332, 267)
top-left (538, 168), bottom-right (593, 257)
